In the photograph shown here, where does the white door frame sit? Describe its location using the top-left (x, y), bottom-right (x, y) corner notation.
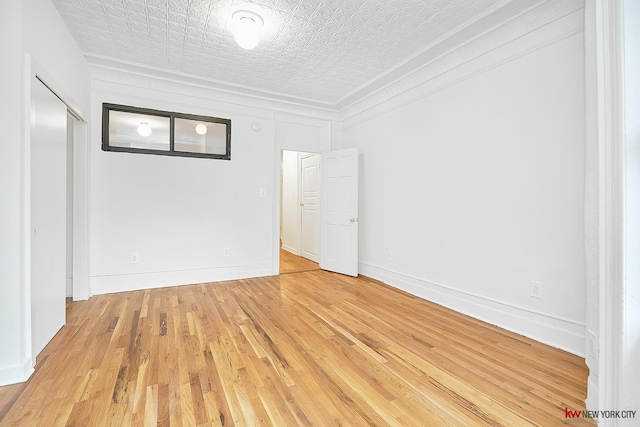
top-left (22, 56), bottom-right (90, 374)
top-left (279, 150), bottom-right (321, 260)
top-left (272, 114), bottom-right (331, 274)
top-left (29, 67), bottom-right (90, 303)
top-left (586, 0), bottom-right (640, 417)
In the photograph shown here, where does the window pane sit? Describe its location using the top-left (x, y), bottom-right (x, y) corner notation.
top-left (108, 110), bottom-right (170, 151)
top-left (174, 118), bottom-right (228, 155)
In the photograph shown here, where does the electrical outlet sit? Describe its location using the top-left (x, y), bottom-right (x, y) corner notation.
top-left (130, 252), bottom-right (139, 264)
top-left (530, 281), bottom-right (542, 299)
top-left (223, 247), bottom-right (231, 258)
top-left (387, 250), bottom-right (393, 261)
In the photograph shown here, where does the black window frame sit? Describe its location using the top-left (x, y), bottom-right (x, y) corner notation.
top-left (102, 103), bottom-right (231, 160)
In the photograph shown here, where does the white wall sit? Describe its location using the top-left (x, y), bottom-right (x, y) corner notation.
top-left (0, 0), bottom-right (90, 385)
top-left (0, 0), bottom-right (27, 386)
top-left (90, 74), bottom-right (276, 294)
top-left (342, 9), bottom-right (586, 355)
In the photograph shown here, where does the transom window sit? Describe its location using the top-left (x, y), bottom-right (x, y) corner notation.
top-left (102, 103), bottom-right (231, 160)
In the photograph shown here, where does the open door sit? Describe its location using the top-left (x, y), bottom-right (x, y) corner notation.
top-left (320, 148), bottom-right (359, 277)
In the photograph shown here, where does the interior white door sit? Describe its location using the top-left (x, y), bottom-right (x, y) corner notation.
top-left (31, 76), bottom-right (67, 359)
top-left (300, 153), bottom-right (320, 262)
top-left (320, 148), bottom-right (359, 276)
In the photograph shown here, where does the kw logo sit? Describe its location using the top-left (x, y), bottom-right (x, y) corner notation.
top-left (565, 408), bottom-right (582, 418)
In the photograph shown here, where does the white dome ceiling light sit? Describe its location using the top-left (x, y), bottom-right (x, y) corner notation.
top-left (195, 122), bottom-right (208, 135)
top-left (231, 10), bottom-right (263, 50)
top-left (137, 122), bottom-right (152, 137)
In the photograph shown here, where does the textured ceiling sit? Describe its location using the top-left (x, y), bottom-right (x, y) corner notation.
top-left (52, 0), bottom-right (511, 107)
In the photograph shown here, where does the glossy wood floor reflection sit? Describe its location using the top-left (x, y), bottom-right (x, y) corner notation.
top-left (279, 248), bottom-right (320, 274)
top-left (0, 271), bottom-right (589, 426)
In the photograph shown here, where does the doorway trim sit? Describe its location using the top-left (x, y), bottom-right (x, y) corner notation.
top-left (280, 150), bottom-right (321, 262)
top-left (586, 0), bottom-right (640, 414)
top-left (28, 60), bottom-right (90, 303)
top-left (21, 55), bottom-right (90, 376)
top-left (272, 114), bottom-right (331, 274)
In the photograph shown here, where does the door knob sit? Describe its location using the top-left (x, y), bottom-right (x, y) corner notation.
top-left (300, 203), bottom-right (304, 207)
top-left (350, 218), bottom-right (357, 223)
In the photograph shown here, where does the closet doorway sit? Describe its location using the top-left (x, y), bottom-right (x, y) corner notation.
top-left (30, 76), bottom-right (68, 359)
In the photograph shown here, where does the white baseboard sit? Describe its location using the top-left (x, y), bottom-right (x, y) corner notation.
top-left (359, 262), bottom-right (585, 357)
top-left (0, 357), bottom-right (34, 386)
top-left (281, 245), bottom-right (299, 255)
top-left (90, 263), bottom-right (273, 295)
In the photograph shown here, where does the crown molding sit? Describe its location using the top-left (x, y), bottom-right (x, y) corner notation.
top-left (339, 0), bottom-right (585, 122)
top-left (90, 64), bottom-right (341, 121)
top-left (88, 0), bottom-right (584, 124)
top-left (334, 0), bottom-right (535, 108)
top-left (86, 54), bottom-right (335, 109)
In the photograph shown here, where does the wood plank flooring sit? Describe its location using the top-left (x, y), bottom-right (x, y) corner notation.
top-left (0, 271), bottom-right (589, 426)
top-left (279, 249), bottom-right (319, 274)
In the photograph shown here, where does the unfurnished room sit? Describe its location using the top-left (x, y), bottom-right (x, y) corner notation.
top-left (0, 0), bottom-right (638, 425)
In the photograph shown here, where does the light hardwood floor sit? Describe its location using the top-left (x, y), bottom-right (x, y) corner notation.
top-left (0, 271), bottom-right (589, 426)
top-left (279, 248), bottom-right (320, 274)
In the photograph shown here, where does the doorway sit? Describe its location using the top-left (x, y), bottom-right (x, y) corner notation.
top-left (66, 113), bottom-right (74, 298)
top-left (273, 115), bottom-right (359, 277)
top-left (280, 150), bottom-right (321, 274)
top-left (30, 76), bottom-right (68, 359)
top-left (30, 75), bottom-right (85, 362)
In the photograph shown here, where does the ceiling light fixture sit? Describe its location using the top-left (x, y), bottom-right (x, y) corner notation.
top-left (195, 122), bottom-right (208, 135)
top-left (137, 122), bottom-right (152, 137)
top-left (231, 10), bottom-right (263, 50)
